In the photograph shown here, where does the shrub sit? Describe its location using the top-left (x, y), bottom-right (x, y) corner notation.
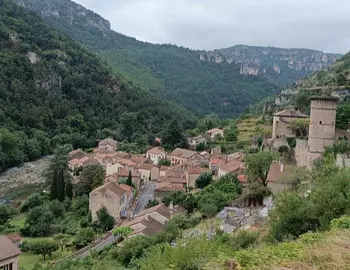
top-left (73, 228), bottom-right (95, 249)
top-left (229, 230), bottom-right (259, 250)
top-left (330, 216), bottom-right (350, 230)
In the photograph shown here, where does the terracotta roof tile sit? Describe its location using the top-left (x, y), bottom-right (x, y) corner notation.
top-left (117, 159), bottom-right (136, 167)
top-left (147, 147), bottom-right (166, 155)
top-left (170, 148), bottom-right (198, 159)
top-left (98, 138), bottom-right (117, 146)
top-left (6, 233), bottom-right (21, 243)
top-left (119, 184), bottom-right (133, 195)
top-left (220, 160), bottom-right (245, 172)
top-left (267, 163), bottom-right (294, 183)
top-left (91, 182), bottom-right (126, 197)
top-left (118, 168), bottom-right (140, 178)
top-left (138, 163), bottom-right (154, 170)
top-left (273, 108), bottom-right (308, 118)
top-left (0, 235), bottom-right (22, 260)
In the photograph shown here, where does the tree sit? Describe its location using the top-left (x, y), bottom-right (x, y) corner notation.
top-left (146, 199), bottom-right (159, 209)
top-left (336, 101), bottom-right (350, 130)
top-left (19, 193), bottom-right (47, 213)
top-left (246, 151), bottom-right (277, 186)
top-left (195, 173), bottom-right (213, 189)
top-left (162, 120), bottom-right (187, 150)
top-left (126, 170), bottom-right (133, 187)
top-left (27, 239), bottom-right (58, 261)
top-left (224, 124), bottom-right (238, 142)
top-left (0, 205), bottom-right (17, 225)
top-left (47, 145), bottom-right (72, 201)
top-left (200, 203), bottom-right (217, 218)
top-left (53, 234), bottom-right (71, 252)
top-left (97, 207), bottom-right (115, 232)
top-left (112, 226), bottom-right (133, 239)
top-left (73, 228), bottom-right (95, 249)
top-left (158, 159), bottom-right (170, 166)
top-left (79, 164), bottom-right (105, 194)
top-left (288, 119), bottom-right (309, 139)
top-left (48, 200), bottom-right (65, 218)
top-left (24, 205), bottom-right (54, 236)
top-left (73, 195), bottom-right (89, 216)
top-left (65, 179), bottom-right (73, 199)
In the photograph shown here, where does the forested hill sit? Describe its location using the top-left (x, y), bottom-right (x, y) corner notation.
top-left (0, 0), bottom-right (194, 172)
top-left (15, 0), bottom-right (336, 118)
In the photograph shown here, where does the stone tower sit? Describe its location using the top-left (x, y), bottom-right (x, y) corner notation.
top-left (307, 96), bottom-right (338, 164)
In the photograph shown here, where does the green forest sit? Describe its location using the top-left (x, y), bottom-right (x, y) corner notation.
top-left (0, 0), bottom-right (194, 172)
top-left (15, 0), bottom-right (281, 118)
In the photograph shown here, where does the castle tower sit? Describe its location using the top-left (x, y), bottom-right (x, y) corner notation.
top-left (307, 96), bottom-right (338, 163)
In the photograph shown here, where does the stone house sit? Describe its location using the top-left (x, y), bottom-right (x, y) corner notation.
top-left (116, 159), bottom-right (137, 170)
top-left (126, 215), bottom-right (164, 238)
top-left (89, 182), bottom-right (127, 222)
top-left (167, 148), bottom-right (205, 166)
top-left (187, 135), bottom-right (207, 150)
top-left (68, 156), bottom-right (97, 171)
top-left (185, 166), bottom-right (211, 188)
top-left (217, 160), bottom-right (245, 178)
top-left (154, 182), bottom-right (185, 201)
top-left (119, 184), bottom-right (134, 208)
top-left (146, 147), bottom-right (167, 165)
top-left (159, 166), bottom-right (170, 177)
top-left (206, 128), bottom-right (224, 139)
top-left (272, 108), bottom-right (308, 148)
top-left (137, 163), bottom-right (159, 182)
top-left (0, 235), bottom-right (22, 270)
top-left (130, 156), bottom-right (149, 165)
top-left (98, 138), bottom-right (118, 153)
top-left (266, 163), bottom-right (294, 195)
top-left (209, 156), bottom-right (227, 175)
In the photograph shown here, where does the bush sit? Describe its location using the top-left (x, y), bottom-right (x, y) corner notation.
top-left (229, 230), bottom-right (259, 250)
top-left (330, 216), bottom-right (350, 230)
top-left (0, 205), bottom-right (18, 225)
top-left (49, 200), bottom-right (65, 218)
top-left (73, 228), bottom-right (95, 249)
top-left (19, 193), bottom-right (47, 212)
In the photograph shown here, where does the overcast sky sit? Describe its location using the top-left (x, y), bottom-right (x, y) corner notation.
top-left (74, 0), bottom-right (350, 54)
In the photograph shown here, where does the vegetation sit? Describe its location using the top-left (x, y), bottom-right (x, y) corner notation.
top-left (96, 207), bottom-right (115, 232)
top-left (77, 164), bottom-right (105, 195)
top-left (25, 239), bottom-right (59, 261)
top-left (0, 0), bottom-right (194, 172)
top-left (195, 172), bottom-right (213, 189)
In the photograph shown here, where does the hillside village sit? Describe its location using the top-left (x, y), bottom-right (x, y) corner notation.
top-left (1, 1), bottom-right (350, 270)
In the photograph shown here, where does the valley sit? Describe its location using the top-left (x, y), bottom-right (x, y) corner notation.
top-left (0, 1), bottom-right (350, 270)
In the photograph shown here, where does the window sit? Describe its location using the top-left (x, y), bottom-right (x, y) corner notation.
top-left (319, 121), bottom-right (322, 124)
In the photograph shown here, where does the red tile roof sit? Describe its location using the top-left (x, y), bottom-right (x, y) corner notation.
top-left (91, 182), bottom-right (126, 197)
top-left (220, 160), bottom-right (245, 172)
top-left (68, 149), bottom-right (87, 161)
top-left (156, 181), bottom-right (185, 191)
top-left (147, 147), bottom-right (166, 155)
top-left (119, 184), bottom-right (133, 195)
top-left (117, 159), bottom-right (136, 167)
top-left (237, 174), bottom-right (248, 184)
top-left (6, 233), bottom-right (21, 243)
top-left (138, 163), bottom-right (154, 170)
top-left (160, 166), bottom-right (170, 171)
top-left (266, 163), bottom-right (294, 183)
top-left (118, 169), bottom-right (140, 178)
top-left (130, 156), bottom-right (148, 164)
top-left (0, 235), bottom-right (22, 260)
top-left (170, 148), bottom-right (197, 159)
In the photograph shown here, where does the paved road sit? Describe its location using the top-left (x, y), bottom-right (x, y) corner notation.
top-left (133, 182), bottom-right (156, 216)
top-left (74, 182), bottom-right (156, 260)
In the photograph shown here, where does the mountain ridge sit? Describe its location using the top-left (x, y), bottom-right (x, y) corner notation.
top-left (14, 0), bottom-right (341, 118)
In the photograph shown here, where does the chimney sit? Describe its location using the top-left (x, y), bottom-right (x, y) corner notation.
top-left (280, 164), bottom-right (284, 172)
top-left (145, 214), bottom-right (149, 221)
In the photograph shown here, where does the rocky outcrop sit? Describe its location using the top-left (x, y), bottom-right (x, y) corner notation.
top-left (15, 0), bottom-right (111, 33)
top-left (200, 46), bottom-right (341, 85)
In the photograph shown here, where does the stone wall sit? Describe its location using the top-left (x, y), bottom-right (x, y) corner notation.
top-left (295, 139), bottom-right (308, 167)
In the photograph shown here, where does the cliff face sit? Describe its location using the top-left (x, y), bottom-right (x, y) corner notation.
top-left (16, 0), bottom-right (111, 33)
top-left (200, 46), bottom-right (341, 85)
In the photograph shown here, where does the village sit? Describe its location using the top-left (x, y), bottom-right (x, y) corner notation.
top-left (1, 96), bottom-right (350, 269)
top-left (66, 96), bottom-right (350, 239)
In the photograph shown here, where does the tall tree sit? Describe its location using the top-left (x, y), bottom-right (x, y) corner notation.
top-left (46, 145), bottom-right (72, 201)
top-left (246, 151), bottom-right (277, 186)
top-left (162, 120), bottom-right (187, 150)
top-left (126, 170), bottom-right (133, 187)
top-left (65, 179), bottom-right (73, 199)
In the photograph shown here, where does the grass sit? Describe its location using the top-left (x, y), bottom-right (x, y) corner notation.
top-left (206, 229), bottom-right (350, 269)
top-left (20, 237), bottom-right (72, 270)
top-left (9, 214), bottom-right (26, 228)
top-left (237, 117), bottom-right (272, 144)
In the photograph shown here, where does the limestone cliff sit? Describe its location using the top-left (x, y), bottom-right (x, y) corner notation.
top-left (200, 45), bottom-right (341, 85)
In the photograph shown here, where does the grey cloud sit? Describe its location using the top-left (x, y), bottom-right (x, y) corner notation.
top-left (74, 0), bottom-right (350, 53)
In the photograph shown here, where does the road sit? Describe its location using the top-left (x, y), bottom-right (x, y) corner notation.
top-left (74, 182), bottom-right (156, 260)
top-left (133, 182), bottom-right (156, 216)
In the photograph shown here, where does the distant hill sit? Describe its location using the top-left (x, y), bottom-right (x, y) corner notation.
top-left (14, 0), bottom-right (341, 118)
top-left (0, 0), bottom-right (193, 172)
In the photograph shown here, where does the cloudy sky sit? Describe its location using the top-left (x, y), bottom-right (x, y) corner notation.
top-left (74, 0), bottom-right (350, 54)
